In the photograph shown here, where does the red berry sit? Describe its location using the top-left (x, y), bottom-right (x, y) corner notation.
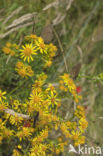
top-left (76, 86), bottom-right (82, 93)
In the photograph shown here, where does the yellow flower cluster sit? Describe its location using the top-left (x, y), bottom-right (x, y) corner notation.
top-left (59, 105), bottom-right (88, 147)
top-left (2, 34), bottom-right (57, 78)
top-left (59, 73), bottom-right (82, 103)
top-left (30, 143), bottom-right (48, 156)
top-left (32, 72), bottom-right (47, 89)
top-left (19, 35), bottom-right (57, 67)
top-left (0, 85), bottom-right (88, 155)
top-left (32, 128), bottom-right (48, 146)
top-left (16, 61), bottom-right (34, 77)
top-left (2, 34), bottom-right (57, 77)
top-left (0, 118), bottom-right (14, 143)
top-left (16, 127), bottom-right (34, 141)
top-left (74, 105), bottom-right (85, 118)
top-left (2, 42), bottom-right (19, 56)
top-left (0, 34), bottom-right (88, 155)
top-left (9, 114), bottom-right (23, 126)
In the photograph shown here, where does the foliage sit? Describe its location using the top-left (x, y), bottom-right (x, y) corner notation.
top-left (0, 0), bottom-right (103, 154)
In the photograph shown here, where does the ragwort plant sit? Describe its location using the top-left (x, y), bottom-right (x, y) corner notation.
top-left (0, 34), bottom-right (88, 156)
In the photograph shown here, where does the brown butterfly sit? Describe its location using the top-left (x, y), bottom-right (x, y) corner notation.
top-left (41, 24), bottom-right (53, 43)
top-left (71, 63), bottom-right (81, 79)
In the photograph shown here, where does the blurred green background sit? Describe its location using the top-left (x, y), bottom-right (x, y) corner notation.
top-left (0, 0), bottom-right (103, 154)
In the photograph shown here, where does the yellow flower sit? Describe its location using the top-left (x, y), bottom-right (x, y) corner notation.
top-left (17, 145), bottom-right (22, 149)
top-left (30, 153), bottom-right (36, 156)
top-left (2, 47), bottom-right (11, 54)
top-left (45, 43), bottom-right (57, 60)
top-left (77, 105), bottom-right (84, 111)
top-left (9, 114), bottom-right (23, 126)
top-left (56, 148), bottom-right (60, 154)
top-left (38, 72), bottom-right (47, 82)
top-left (29, 89), bottom-right (43, 105)
top-left (17, 67), bottom-right (27, 77)
top-left (20, 44), bottom-right (37, 62)
top-left (69, 122), bottom-right (77, 130)
top-left (0, 100), bottom-right (8, 111)
top-left (48, 43), bottom-right (57, 53)
top-left (58, 137), bottom-right (62, 142)
top-left (46, 83), bottom-right (56, 94)
top-left (12, 43), bottom-right (19, 49)
top-left (47, 91), bottom-right (60, 107)
top-left (16, 127), bottom-right (32, 141)
top-left (74, 105), bottom-right (85, 118)
top-left (23, 127), bottom-right (33, 136)
top-left (2, 43), bottom-right (17, 56)
top-left (32, 73), bottom-right (47, 90)
top-left (10, 50), bottom-right (15, 56)
top-left (59, 85), bottom-right (67, 91)
top-left (79, 118), bottom-right (88, 132)
top-left (16, 131), bottom-right (24, 141)
top-left (74, 136), bottom-right (85, 146)
top-left (30, 143), bottom-right (47, 156)
top-left (16, 62), bottom-right (34, 78)
top-left (6, 42), bottom-right (11, 48)
top-left (32, 128), bottom-right (48, 145)
top-left (60, 123), bottom-right (67, 132)
top-left (74, 97), bottom-right (79, 103)
top-left (71, 130), bottom-right (81, 141)
top-left (13, 149), bottom-right (21, 156)
top-left (32, 81), bottom-right (42, 91)
top-left (16, 61), bottom-right (24, 69)
top-left (66, 121), bottom-right (71, 127)
top-left (35, 37), bottom-right (47, 54)
top-left (0, 90), bottom-right (6, 101)
top-left (27, 104), bottom-right (35, 114)
top-left (13, 100), bottom-right (21, 111)
top-left (52, 114), bottom-right (59, 121)
top-left (2, 128), bottom-right (14, 138)
top-left (44, 60), bottom-right (52, 67)
top-left (60, 73), bottom-right (80, 102)
top-left (26, 66), bottom-right (34, 77)
top-left (59, 143), bottom-right (65, 152)
top-left (25, 34), bottom-right (37, 41)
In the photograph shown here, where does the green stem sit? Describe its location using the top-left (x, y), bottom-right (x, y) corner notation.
top-left (31, 77), bottom-right (35, 83)
top-left (8, 79), bottom-right (27, 96)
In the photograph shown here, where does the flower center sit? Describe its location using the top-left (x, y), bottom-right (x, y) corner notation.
top-left (19, 69), bottom-right (26, 77)
top-left (73, 135), bottom-right (78, 140)
top-left (51, 98), bottom-right (55, 103)
top-left (0, 93), bottom-right (2, 97)
top-left (0, 105), bottom-right (5, 110)
top-left (33, 96), bottom-right (41, 103)
top-left (40, 43), bottom-right (45, 49)
top-left (23, 48), bottom-right (33, 56)
top-left (50, 86), bottom-right (54, 91)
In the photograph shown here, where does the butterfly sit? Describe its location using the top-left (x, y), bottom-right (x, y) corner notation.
top-left (41, 24), bottom-right (53, 43)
